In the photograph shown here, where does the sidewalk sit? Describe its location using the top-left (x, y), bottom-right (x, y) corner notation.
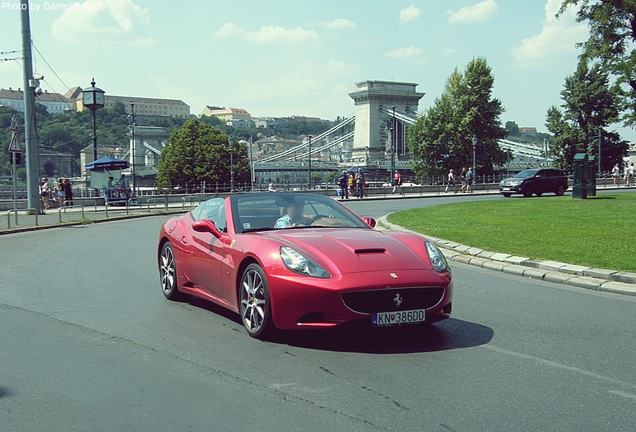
top-left (1, 187), bottom-right (504, 232)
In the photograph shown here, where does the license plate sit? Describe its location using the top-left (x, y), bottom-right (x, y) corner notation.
top-left (372, 309), bottom-right (426, 327)
top-left (501, 187), bottom-right (510, 191)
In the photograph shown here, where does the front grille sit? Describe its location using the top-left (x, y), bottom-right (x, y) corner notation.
top-left (342, 287), bottom-right (445, 314)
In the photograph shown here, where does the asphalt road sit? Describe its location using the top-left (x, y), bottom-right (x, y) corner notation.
top-left (1, 197), bottom-right (635, 431)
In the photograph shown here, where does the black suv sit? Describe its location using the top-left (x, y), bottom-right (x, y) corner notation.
top-left (499, 168), bottom-right (568, 198)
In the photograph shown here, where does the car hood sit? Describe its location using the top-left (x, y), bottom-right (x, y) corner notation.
top-left (262, 228), bottom-right (432, 274)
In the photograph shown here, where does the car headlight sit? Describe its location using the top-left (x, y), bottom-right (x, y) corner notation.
top-left (425, 242), bottom-right (450, 273)
top-left (280, 246), bottom-right (330, 278)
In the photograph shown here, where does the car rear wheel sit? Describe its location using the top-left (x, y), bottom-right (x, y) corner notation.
top-left (239, 264), bottom-right (274, 339)
top-left (555, 185), bottom-right (566, 196)
top-left (523, 185), bottom-right (533, 197)
top-left (159, 242), bottom-right (188, 301)
top-left (536, 192), bottom-right (543, 197)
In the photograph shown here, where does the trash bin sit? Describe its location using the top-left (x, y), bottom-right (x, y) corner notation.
top-left (572, 153), bottom-right (588, 199)
top-left (586, 155), bottom-right (597, 197)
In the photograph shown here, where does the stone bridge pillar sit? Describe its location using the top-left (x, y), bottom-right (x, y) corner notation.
top-left (349, 80), bottom-right (424, 165)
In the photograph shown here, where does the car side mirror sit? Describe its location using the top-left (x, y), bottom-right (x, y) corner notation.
top-left (362, 217), bottom-right (376, 228)
top-left (192, 219), bottom-right (223, 238)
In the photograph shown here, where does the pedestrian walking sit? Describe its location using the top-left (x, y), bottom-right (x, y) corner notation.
top-left (348, 172), bottom-right (355, 196)
top-left (466, 167), bottom-right (474, 193)
top-left (628, 163), bottom-right (635, 187)
top-left (444, 169), bottom-right (456, 193)
top-left (459, 168), bottom-right (467, 193)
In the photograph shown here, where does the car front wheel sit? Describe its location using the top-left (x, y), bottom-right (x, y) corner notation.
top-left (555, 185), bottom-right (566, 196)
top-left (502, 193), bottom-right (512, 198)
top-left (159, 241), bottom-right (188, 301)
top-left (239, 264), bottom-right (274, 339)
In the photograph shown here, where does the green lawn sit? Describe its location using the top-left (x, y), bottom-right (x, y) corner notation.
top-left (387, 193), bottom-right (636, 272)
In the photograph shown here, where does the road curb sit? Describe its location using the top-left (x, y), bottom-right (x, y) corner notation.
top-left (378, 215), bottom-right (636, 297)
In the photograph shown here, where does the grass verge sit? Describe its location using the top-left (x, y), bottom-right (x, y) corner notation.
top-left (387, 193), bottom-right (636, 272)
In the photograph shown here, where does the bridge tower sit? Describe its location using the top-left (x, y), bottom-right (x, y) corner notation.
top-left (349, 80), bottom-right (424, 166)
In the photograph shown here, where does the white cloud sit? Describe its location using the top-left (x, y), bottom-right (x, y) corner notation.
top-left (211, 23), bottom-right (319, 46)
top-left (212, 22), bottom-right (244, 40)
top-left (385, 46), bottom-right (423, 58)
top-left (244, 25), bottom-right (320, 45)
top-left (50, 0), bottom-right (154, 47)
top-left (323, 18), bottom-right (357, 30)
top-left (447, 0), bottom-right (498, 24)
top-left (510, 0), bottom-right (588, 66)
top-left (399, 5), bottom-right (421, 23)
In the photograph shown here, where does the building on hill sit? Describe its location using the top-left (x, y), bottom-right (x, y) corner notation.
top-left (71, 88), bottom-right (190, 119)
top-left (201, 106), bottom-right (253, 128)
top-left (0, 87), bottom-right (71, 114)
top-left (519, 127), bottom-right (538, 135)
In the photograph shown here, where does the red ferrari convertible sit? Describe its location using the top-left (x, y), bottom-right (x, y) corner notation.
top-left (158, 192), bottom-right (452, 339)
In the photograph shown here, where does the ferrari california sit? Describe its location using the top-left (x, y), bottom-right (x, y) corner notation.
top-left (158, 192), bottom-right (453, 339)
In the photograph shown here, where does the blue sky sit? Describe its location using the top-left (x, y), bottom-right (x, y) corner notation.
top-left (1, 0), bottom-right (633, 142)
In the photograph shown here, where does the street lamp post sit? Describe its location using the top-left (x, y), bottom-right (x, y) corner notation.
top-left (228, 137), bottom-right (235, 193)
top-left (129, 101), bottom-right (136, 192)
top-left (82, 78), bottom-right (105, 162)
top-left (390, 106), bottom-right (396, 183)
top-left (307, 134), bottom-right (313, 190)
top-left (472, 135), bottom-right (477, 179)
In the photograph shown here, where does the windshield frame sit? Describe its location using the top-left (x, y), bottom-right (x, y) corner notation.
top-left (229, 192), bottom-right (370, 233)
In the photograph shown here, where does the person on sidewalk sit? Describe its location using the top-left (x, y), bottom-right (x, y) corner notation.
top-left (355, 168), bottom-right (366, 199)
top-left (56, 178), bottom-right (65, 207)
top-left (459, 168), bottom-right (467, 193)
top-left (337, 170), bottom-right (349, 200)
top-left (444, 169), bottom-right (456, 193)
top-left (392, 170), bottom-right (402, 194)
top-left (40, 178), bottom-right (50, 210)
top-left (466, 168), bottom-right (474, 193)
top-left (63, 178), bottom-right (73, 205)
top-left (612, 164), bottom-right (621, 186)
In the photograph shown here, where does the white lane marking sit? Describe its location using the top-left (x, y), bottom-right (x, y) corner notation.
top-left (608, 390), bottom-right (636, 401)
top-left (481, 344), bottom-right (636, 390)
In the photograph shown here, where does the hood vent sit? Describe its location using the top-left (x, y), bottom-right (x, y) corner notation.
top-left (355, 248), bottom-right (386, 255)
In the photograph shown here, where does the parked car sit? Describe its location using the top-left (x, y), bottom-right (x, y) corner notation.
top-left (158, 192), bottom-right (453, 339)
top-left (499, 168), bottom-right (568, 197)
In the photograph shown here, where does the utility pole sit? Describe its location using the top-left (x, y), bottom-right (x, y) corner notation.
top-left (20, 0), bottom-right (41, 213)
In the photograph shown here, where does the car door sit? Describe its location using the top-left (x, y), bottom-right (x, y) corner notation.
top-left (532, 170), bottom-right (546, 193)
top-left (187, 201), bottom-right (228, 298)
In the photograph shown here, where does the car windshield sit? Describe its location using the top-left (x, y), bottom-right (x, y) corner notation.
top-left (230, 192), bottom-right (369, 233)
top-left (514, 169), bottom-right (539, 179)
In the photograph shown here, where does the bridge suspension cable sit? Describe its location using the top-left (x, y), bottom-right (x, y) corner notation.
top-left (259, 116), bottom-right (355, 163)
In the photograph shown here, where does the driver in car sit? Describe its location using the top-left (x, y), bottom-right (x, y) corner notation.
top-left (274, 202), bottom-right (317, 228)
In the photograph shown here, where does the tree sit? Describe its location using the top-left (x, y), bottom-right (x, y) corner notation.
top-left (505, 121), bottom-right (519, 136)
top-left (546, 59), bottom-right (628, 171)
top-left (408, 57), bottom-right (507, 177)
top-left (156, 118), bottom-right (250, 190)
top-left (559, 0), bottom-right (636, 127)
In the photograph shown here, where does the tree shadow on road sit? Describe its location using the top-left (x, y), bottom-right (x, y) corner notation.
top-left (269, 318), bottom-right (494, 354)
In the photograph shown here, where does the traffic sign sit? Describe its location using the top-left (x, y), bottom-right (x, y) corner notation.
top-left (8, 132), bottom-right (22, 153)
top-left (9, 114), bottom-right (20, 132)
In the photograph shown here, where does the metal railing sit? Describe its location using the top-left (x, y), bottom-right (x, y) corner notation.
top-left (58, 205), bottom-right (85, 224)
top-left (7, 208), bottom-right (38, 229)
